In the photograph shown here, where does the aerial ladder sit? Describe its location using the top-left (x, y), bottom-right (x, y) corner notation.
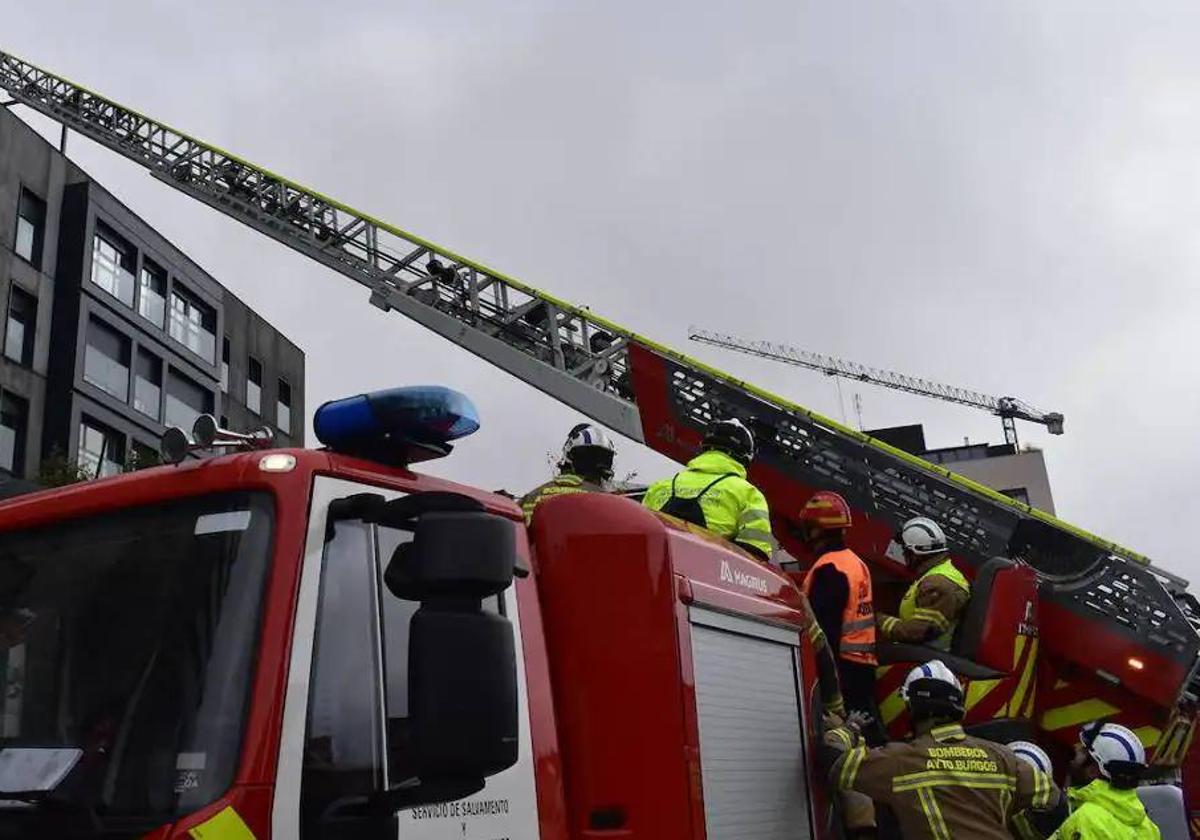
top-left (2, 48), bottom-right (1199, 761)
top-left (689, 327), bottom-right (1066, 446)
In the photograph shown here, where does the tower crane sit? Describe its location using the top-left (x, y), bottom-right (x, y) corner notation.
top-left (689, 328), bottom-right (1064, 447)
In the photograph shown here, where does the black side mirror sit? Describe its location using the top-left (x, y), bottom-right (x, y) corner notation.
top-left (375, 503), bottom-right (520, 813)
top-left (385, 511), bottom-right (517, 600)
top-left (408, 605), bottom-right (518, 779)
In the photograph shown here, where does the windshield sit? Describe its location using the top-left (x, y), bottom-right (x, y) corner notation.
top-left (0, 492), bottom-right (273, 832)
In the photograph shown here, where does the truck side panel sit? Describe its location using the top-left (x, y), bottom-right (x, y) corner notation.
top-left (531, 493), bottom-right (822, 839)
top-left (532, 494), bottom-right (698, 838)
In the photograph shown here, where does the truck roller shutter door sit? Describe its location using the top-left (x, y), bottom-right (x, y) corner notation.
top-left (690, 610), bottom-right (811, 840)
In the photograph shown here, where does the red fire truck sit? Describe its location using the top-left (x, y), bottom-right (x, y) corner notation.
top-left (0, 386), bottom-right (847, 839)
top-left (1, 48), bottom-right (1199, 838)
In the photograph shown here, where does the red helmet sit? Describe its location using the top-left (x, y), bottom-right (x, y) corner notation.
top-left (799, 491), bottom-right (853, 530)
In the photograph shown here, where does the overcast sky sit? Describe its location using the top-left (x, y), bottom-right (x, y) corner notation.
top-left (7, 2), bottom-right (1200, 576)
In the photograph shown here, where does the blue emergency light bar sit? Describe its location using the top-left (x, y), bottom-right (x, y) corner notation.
top-left (314, 386), bottom-right (480, 465)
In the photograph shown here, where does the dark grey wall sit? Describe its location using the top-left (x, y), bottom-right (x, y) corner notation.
top-left (0, 106), bottom-right (305, 481)
top-left (0, 108), bottom-right (83, 477)
top-left (221, 291), bottom-right (305, 446)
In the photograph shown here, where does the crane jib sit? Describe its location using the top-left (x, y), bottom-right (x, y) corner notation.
top-left (1, 48), bottom-right (1196, 699)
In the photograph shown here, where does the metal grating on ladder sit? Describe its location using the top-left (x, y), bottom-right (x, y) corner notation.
top-left (662, 358), bottom-right (1198, 665)
top-left (668, 364), bottom-right (1010, 560)
top-left (1059, 560), bottom-right (1198, 659)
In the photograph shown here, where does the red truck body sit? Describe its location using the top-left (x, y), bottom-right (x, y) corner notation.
top-left (0, 448), bottom-right (836, 839)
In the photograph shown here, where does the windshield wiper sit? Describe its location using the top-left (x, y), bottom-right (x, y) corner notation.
top-left (0, 789), bottom-right (50, 803)
top-left (0, 789), bottom-right (104, 831)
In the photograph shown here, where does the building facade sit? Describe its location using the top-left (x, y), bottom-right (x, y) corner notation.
top-left (869, 424), bottom-right (1056, 514)
top-left (0, 107), bottom-right (303, 490)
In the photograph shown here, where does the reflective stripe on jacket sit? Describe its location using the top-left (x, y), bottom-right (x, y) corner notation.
top-left (520, 473), bottom-right (604, 523)
top-left (879, 557), bottom-right (972, 649)
top-left (1052, 780), bottom-right (1162, 840)
top-left (642, 451), bottom-right (773, 557)
top-left (802, 549), bottom-right (877, 666)
top-left (831, 722), bottom-right (1059, 840)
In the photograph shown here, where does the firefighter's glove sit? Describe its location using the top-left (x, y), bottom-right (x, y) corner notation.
top-left (823, 726), bottom-right (861, 752)
top-left (845, 710), bottom-right (875, 735)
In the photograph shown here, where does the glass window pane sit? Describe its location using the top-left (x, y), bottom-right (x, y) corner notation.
top-left (78, 417), bottom-right (125, 478)
top-left (139, 261), bottom-right (167, 328)
top-left (129, 440), bottom-right (161, 471)
top-left (168, 287), bottom-right (216, 362)
top-left (3, 310), bottom-right (23, 366)
top-left (90, 227), bottom-right (136, 308)
top-left (165, 370), bottom-right (213, 431)
top-left (247, 357), bottom-right (261, 415)
top-left (134, 350), bottom-right (162, 420)
top-left (277, 379), bottom-right (291, 434)
top-left (83, 318), bottom-right (131, 402)
top-left (15, 189), bottom-right (45, 269)
top-left (301, 519), bottom-right (385, 834)
top-left (5, 287), bottom-right (36, 367)
top-left (374, 526), bottom-right (503, 787)
top-left (0, 392), bottom-right (28, 475)
top-left (14, 219), bottom-right (35, 264)
top-left (0, 493), bottom-right (273, 815)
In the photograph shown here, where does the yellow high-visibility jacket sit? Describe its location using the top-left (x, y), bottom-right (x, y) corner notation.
top-left (642, 450), bottom-right (773, 558)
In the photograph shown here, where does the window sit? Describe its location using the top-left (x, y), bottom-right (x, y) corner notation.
top-left (301, 515), bottom-right (503, 837)
top-left (91, 223), bottom-right (136, 307)
top-left (277, 379), bottom-right (291, 434)
top-left (247, 356), bottom-right (262, 415)
top-left (78, 416), bottom-right (125, 478)
top-left (139, 259), bottom-right (167, 328)
top-left (14, 188), bottom-right (46, 269)
top-left (168, 286), bottom-right (216, 362)
top-left (133, 349), bottom-right (163, 420)
top-left (129, 440), bottom-right (161, 471)
top-left (83, 317), bottom-right (131, 402)
top-left (165, 369), bottom-right (214, 432)
top-left (0, 392), bottom-right (28, 475)
top-left (301, 518), bottom-right (387, 836)
top-left (0, 494), bottom-right (273, 816)
top-left (373, 527), bottom-right (502, 784)
top-left (1002, 487), bottom-right (1031, 506)
top-left (4, 285), bottom-right (36, 366)
top-left (221, 336), bottom-right (230, 393)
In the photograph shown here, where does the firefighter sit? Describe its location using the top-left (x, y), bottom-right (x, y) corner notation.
top-left (876, 516), bottom-right (971, 650)
top-left (1009, 740), bottom-right (1069, 839)
top-left (642, 417), bottom-right (773, 560)
top-left (520, 423), bottom-right (616, 523)
top-left (799, 491), bottom-right (880, 838)
top-left (1054, 722), bottom-right (1161, 839)
top-left (826, 660), bottom-right (1060, 839)
top-left (798, 491), bottom-right (881, 737)
top-left (800, 596), bottom-right (847, 722)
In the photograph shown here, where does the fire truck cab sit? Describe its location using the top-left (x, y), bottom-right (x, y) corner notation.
top-left (0, 387), bottom-right (835, 840)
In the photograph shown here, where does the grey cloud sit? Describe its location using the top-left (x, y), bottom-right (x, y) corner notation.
top-left (7, 1), bottom-right (1200, 575)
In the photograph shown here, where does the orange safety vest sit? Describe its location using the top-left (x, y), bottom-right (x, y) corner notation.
top-left (802, 549), bottom-right (877, 666)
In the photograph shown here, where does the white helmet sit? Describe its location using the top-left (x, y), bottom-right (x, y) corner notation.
top-left (561, 423), bottom-right (616, 480)
top-left (702, 417), bottom-right (756, 464)
top-left (901, 660), bottom-right (964, 721)
top-left (1080, 722), bottom-right (1146, 781)
top-left (1010, 740), bottom-right (1053, 776)
top-left (899, 516), bottom-right (948, 558)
